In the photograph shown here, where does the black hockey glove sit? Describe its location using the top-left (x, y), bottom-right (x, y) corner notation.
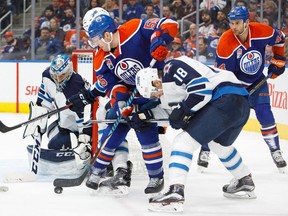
top-left (268, 55), bottom-right (286, 79)
top-left (128, 109), bottom-right (154, 132)
top-left (66, 89), bottom-right (95, 112)
top-left (169, 102), bottom-right (193, 130)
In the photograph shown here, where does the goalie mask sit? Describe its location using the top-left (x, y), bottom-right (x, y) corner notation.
top-left (136, 68), bottom-right (160, 98)
top-left (50, 54), bottom-right (73, 91)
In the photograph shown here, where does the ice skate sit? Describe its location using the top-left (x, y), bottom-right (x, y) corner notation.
top-left (99, 161), bottom-right (133, 195)
top-left (144, 177), bottom-right (164, 194)
top-left (223, 174), bottom-right (256, 199)
top-left (271, 150), bottom-right (287, 173)
top-left (86, 172), bottom-right (101, 190)
top-left (148, 184), bottom-right (184, 212)
top-left (197, 149), bottom-right (210, 173)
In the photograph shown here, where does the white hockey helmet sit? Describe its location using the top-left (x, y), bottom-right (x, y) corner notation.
top-left (83, 7), bottom-right (110, 32)
top-left (136, 68), bottom-right (159, 98)
top-left (50, 54), bottom-right (73, 90)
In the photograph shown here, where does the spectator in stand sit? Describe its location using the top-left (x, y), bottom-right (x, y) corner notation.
top-left (142, 4), bottom-right (158, 20)
top-left (1, 31), bottom-right (23, 60)
top-left (198, 9), bottom-right (217, 36)
top-left (183, 22), bottom-right (198, 57)
top-left (235, 0), bottom-right (257, 22)
top-left (66, 0), bottom-right (84, 17)
top-left (49, 17), bottom-right (66, 47)
top-left (0, 1), bottom-right (10, 30)
top-left (102, 0), bottom-right (119, 22)
top-left (44, 0), bottom-right (66, 20)
top-left (170, 0), bottom-right (185, 21)
top-left (60, 6), bottom-right (76, 32)
top-left (39, 7), bottom-right (55, 29)
top-left (83, 0), bottom-right (99, 14)
top-left (34, 27), bottom-right (63, 60)
top-left (183, 0), bottom-right (196, 24)
top-left (165, 37), bottom-right (185, 61)
top-left (214, 9), bottom-right (229, 30)
top-left (64, 17), bottom-right (89, 55)
top-left (216, 20), bottom-right (229, 37)
top-left (124, 0), bottom-right (145, 22)
top-left (162, 5), bottom-right (176, 20)
top-left (263, 0), bottom-right (278, 26)
top-left (23, 17), bottom-right (42, 38)
top-left (193, 36), bottom-right (216, 63)
top-left (151, 0), bottom-right (160, 17)
top-left (262, 16), bottom-right (274, 27)
top-left (200, 0), bottom-right (226, 20)
top-left (249, 0), bottom-right (260, 21)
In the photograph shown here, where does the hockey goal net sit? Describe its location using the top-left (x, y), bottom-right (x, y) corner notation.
top-left (71, 49), bottom-right (172, 176)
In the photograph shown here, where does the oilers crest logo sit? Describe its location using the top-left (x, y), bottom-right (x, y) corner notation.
top-left (240, 51), bottom-right (262, 75)
top-left (115, 58), bottom-right (143, 85)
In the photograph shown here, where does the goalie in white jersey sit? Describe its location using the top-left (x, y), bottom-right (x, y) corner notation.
top-left (135, 56), bottom-right (256, 212)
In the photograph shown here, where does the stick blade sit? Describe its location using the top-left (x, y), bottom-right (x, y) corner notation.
top-left (53, 169), bottom-right (88, 187)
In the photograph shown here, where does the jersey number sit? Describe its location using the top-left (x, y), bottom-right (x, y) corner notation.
top-left (173, 68), bottom-right (187, 82)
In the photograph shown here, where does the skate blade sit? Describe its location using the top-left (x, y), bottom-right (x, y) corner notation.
top-left (148, 202), bottom-right (184, 213)
top-left (98, 185), bottom-right (129, 196)
top-left (197, 166), bottom-right (208, 173)
top-left (223, 190), bottom-right (257, 199)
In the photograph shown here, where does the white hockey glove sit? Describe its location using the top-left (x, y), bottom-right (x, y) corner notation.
top-left (72, 134), bottom-right (92, 169)
top-left (23, 102), bottom-right (48, 138)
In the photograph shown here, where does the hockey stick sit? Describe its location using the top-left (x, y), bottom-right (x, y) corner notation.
top-left (249, 73), bottom-right (272, 95)
top-left (53, 88), bottom-right (138, 189)
top-left (53, 59), bottom-right (157, 191)
top-left (0, 104), bottom-right (72, 133)
top-left (89, 118), bottom-right (169, 124)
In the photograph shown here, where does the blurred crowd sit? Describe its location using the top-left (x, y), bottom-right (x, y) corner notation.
top-left (1, 0), bottom-right (288, 62)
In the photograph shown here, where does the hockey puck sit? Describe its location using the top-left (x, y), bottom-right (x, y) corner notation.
top-left (54, 187), bottom-right (63, 194)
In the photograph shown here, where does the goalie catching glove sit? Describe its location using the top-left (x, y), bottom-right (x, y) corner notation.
top-left (66, 89), bottom-right (95, 112)
top-left (169, 102), bottom-right (193, 130)
top-left (127, 110), bottom-right (154, 132)
top-left (268, 55), bottom-right (286, 79)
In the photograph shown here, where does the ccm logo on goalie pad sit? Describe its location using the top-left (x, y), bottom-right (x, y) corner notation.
top-left (80, 93), bottom-right (89, 105)
top-left (31, 139), bottom-right (41, 174)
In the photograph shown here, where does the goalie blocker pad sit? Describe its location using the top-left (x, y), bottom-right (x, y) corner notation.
top-left (26, 145), bottom-right (89, 176)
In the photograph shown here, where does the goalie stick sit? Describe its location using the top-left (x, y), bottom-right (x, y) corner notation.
top-left (0, 104), bottom-right (72, 133)
top-left (89, 118), bottom-right (169, 124)
top-left (53, 59), bottom-right (157, 191)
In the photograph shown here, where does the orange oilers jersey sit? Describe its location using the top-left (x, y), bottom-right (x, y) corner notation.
top-left (215, 22), bottom-right (285, 87)
top-left (91, 17), bottom-right (178, 95)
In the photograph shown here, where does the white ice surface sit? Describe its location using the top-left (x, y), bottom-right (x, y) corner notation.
top-left (0, 113), bottom-right (288, 216)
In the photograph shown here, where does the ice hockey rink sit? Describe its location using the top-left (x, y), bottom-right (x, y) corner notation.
top-left (0, 112), bottom-right (288, 216)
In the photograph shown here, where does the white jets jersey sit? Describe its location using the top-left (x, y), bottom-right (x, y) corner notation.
top-left (161, 56), bottom-right (248, 112)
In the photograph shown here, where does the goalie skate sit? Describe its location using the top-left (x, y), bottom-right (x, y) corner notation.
top-left (148, 184), bottom-right (184, 212)
top-left (223, 174), bottom-right (256, 199)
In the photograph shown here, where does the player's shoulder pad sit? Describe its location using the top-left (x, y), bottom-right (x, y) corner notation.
top-left (118, 19), bottom-right (142, 42)
top-left (93, 49), bottom-right (108, 71)
top-left (249, 22), bottom-right (274, 39)
top-left (216, 29), bottom-right (240, 58)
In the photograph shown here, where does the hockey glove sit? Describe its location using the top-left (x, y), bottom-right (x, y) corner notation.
top-left (66, 89), bottom-right (95, 112)
top-left (268, 55), bottom-right (286, 79)
top-left (128, 109), bottom-right (154, 132)
top-left (150, 30), bottom-right (168, 61)
top-left (169, 102), bottom-right (193, 130)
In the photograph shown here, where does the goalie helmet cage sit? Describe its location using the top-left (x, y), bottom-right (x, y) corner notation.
top-left (71, 49), bottom-right (171, 176)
